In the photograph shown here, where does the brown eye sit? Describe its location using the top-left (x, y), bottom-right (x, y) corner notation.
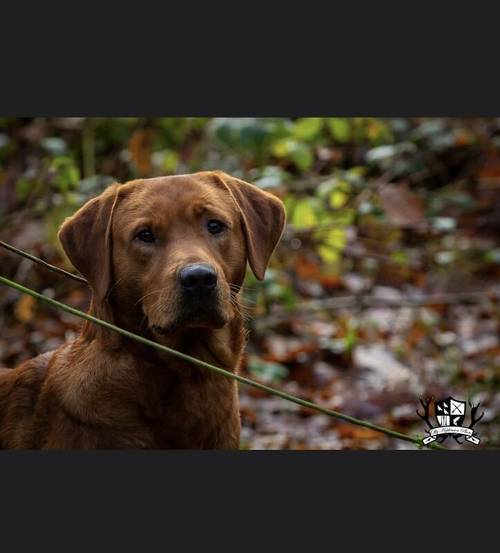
top-left (207, 219), bottom-right (226, 235)
top-left (136, 229), bottom-right (155, 243)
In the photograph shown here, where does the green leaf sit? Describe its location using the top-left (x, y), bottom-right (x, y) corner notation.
top-left (272, 138), bottom-right (313, 170)
top-left (317, 245), bottom-right (340, 264)
top-left (163, 149), bottom-right (179, 173)
top-left (265, 282), bottom-right (298, 309)
top-left (485, 249), bottom-right (500, 264)
top-left (272, 138), bottom-right (292, 157)
top-left (291, 198), bottom-right (318, 228)
top-left (15, 179), bottom-right (33, 200)
top-left (317, 177), bottom-right (351, 202)
top-left (45, 204), bottom-right (79, 247)
top-left (391, 251), bottom-right (410, 265)
top-left (316, 228), bottom-right (347, 264)
top-left (292, 118), bottom-right (324, 141)
top-left (344, 325), bottom-right (358, 351)
top-left (50, 156), bottom-right (80, 193)
top-left (329, 189), bottom-right (348, 208)
top-left (247, 356), bottom-right (289, 383)
top-left (290, 143), bottom-right (313, 170)
top-left (283, 194), bottom-right (297, 214)
top-left (323, 227), bottom-right (347, 249)
top-left (328, 208), bottom-right (355, 226)
top-left (327, 118), bottom-right (351, 143)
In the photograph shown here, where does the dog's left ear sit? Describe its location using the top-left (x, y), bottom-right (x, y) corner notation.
top-left (214, 172), bottom-right (286, 280)
top-left (58, 184), bottom-right (121, 302)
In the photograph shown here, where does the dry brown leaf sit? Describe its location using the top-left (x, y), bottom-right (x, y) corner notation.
top-left (318, 273), bottom-right (343, 289)
top-left (336, 423), bottom-right (382, 440)
top-left (14, 295), bottom-right (36, 323)
top-left (478, 152), bottom-right (500, 184)
top-left (129, 129), bottom-right (154, 176)
top-left (379, 183), bottom-right (426, 227)
top-left (263, 336), bottom-right (316, 363)
top-left (294, 255), bottom-right (321, 279)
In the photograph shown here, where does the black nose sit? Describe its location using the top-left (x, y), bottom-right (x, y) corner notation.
top-left (179, 264), bottom-right (217, 293)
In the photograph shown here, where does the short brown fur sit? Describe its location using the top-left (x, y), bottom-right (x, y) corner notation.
top-left (0, 171), bottom-right (286, 449)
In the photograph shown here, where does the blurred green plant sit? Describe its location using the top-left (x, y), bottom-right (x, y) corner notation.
top-left (247, 355), bottom-right (289, 383)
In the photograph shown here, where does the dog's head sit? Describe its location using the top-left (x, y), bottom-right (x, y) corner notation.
top-left (58, 171), bottom-right (286, 338)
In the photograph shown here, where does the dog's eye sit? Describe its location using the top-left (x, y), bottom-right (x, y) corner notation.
top-left (136, 229), bottom-right (155, 243)
top-left (207, 219), bottom-right (226, 235)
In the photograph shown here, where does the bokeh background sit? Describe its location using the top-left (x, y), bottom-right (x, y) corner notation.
top-left (1, 117), bottom-right (499, 449)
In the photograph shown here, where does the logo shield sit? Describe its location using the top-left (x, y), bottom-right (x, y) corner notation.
top-left (435, 397), bottom-right (465, 427)
top-left (418, 395), bottom-right (482, 446)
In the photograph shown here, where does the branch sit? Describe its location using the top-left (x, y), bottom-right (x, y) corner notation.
top-left (255, 290), bottom-right (497, 329)
top-left (0, 240), bottom-right (87, 285)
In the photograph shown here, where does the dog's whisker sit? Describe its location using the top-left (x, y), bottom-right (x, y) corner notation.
top-left (229, 291), bottom-right (256, 306)
top-left (230, 295), bottom-right (254, 317)
top-left (134, 287), bottom-right (168, 307)
top-left (232, 296), bottom-right (256, 309)
top-left (230, 290), bottom-right (254, 305)
top-left (229, 284), bottom-right (258, 293)
top-left (139, 314), bottom-right (149, 332)
top-left (106, 276), bottom-right (127, 299)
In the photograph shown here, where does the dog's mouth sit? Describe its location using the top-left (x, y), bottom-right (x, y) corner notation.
top-left (146, 280), bottom-right (232, 338)
top-left (150, 302), bottom-right (228, 337)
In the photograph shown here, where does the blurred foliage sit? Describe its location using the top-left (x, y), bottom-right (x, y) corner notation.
top-left (1, 117), bottom-right (500, 449)
top-left (2, 116), bottom-right (495, 273)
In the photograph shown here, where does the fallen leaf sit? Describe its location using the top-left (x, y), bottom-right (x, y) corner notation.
top-left (336, 423), bottom-right (382, 440)
top-left (379, 183), bottom-right (426, 227)
top-left (14, 295), bottom-right (36, 323)
top-left (129, 129), bottom-right (154, 176)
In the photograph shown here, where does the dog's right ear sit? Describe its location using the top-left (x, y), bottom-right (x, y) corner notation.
top-left (58, 184), bottom-right (121, 302)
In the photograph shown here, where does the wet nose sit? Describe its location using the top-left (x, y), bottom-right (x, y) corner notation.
top-left (179, 264), bottom-right (217, 294)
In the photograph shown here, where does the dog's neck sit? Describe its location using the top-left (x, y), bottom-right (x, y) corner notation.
top-left (52, 299), bottom-right (246, 431)
top-left (74, 292), bottom-right (247, 386)
top-left (81, 293), bottom-right (246, 369)
top-left (116, 316), bottom-right (246, 373)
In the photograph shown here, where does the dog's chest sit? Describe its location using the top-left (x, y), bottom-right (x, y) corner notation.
top-left (142, 370), bottom-right (240, 449)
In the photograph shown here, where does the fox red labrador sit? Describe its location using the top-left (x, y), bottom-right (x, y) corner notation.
top-left (0, 171), bottom-right (286, 449)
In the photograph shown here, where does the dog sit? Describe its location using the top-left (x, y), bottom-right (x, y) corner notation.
top-left (0, 171), bottom-right (286, 448)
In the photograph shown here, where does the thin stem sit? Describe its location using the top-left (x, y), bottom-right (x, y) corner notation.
top-left (255, 290), bottom-right (497, 328)
top-left (0, 275), bottom-right (445, 451)
top-left (0, 241), bottom-right (87, 285)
